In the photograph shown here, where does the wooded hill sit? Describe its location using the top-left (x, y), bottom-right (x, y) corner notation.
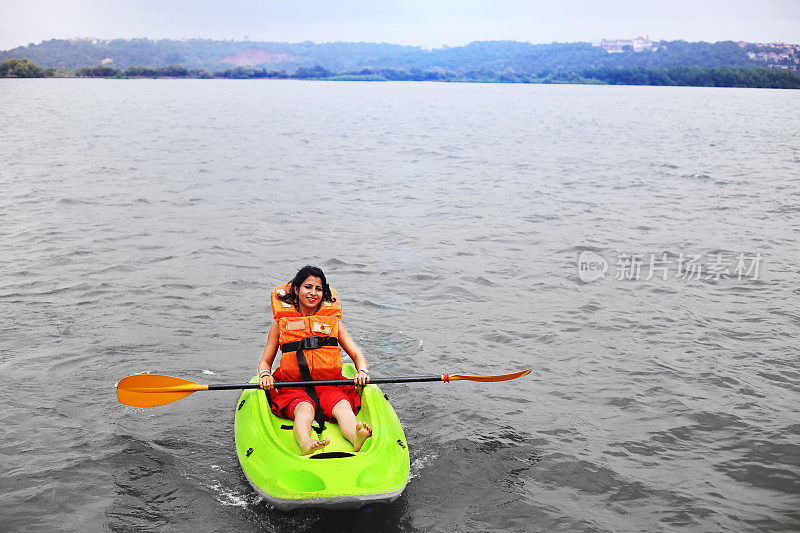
top-left (0, 38), bottom-right (774, 74)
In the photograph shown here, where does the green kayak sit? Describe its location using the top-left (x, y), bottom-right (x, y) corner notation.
top-left (234, 363), bottom-right (410, 509)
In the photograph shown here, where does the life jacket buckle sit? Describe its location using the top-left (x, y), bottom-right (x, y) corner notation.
top-left (300, 336), bottom-right (323, 350)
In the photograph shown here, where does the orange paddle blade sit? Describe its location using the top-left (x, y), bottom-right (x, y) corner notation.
top-left (117, 374), bottom-right (208, 407)
top-left (448, 369), bottom-right (531, 382)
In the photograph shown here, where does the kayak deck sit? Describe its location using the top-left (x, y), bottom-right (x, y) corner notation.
top-left (234, 364), bottom-right (410, 509)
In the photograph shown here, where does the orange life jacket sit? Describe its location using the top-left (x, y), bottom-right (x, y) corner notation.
top-left (271, 283), bottom-right (343, 381)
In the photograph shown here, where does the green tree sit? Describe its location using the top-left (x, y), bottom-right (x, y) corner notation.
top-left (159, 63), bottom-right (189, 77)
top-left (188, 67), bottom-right (212, 78)
top-left (75, 65), bottom-right (120, 77)
top-left (123, 65), bottom-right (158, 77)
top-left (0, 58), bottom-right (46, 77)
top-left (294, 64), bottom-right (331, 78)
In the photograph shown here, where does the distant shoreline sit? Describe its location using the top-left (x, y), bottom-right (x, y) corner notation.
top-left (6, 77), bottom-right (800, 90)
top-left (3, 60), bottom-right (799, 90)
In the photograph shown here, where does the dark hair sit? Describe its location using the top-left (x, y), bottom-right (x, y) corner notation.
top-left (278, 265), bottom-right (336, 310)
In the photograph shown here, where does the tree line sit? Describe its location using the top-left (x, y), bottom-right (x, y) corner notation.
top-left (3, 58), bottom-right (799, 89)
top-left (579, 66), bottom-right (800, 89)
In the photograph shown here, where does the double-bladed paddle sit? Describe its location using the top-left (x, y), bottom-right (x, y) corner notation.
top-left (116, 369), bottom-right (532, 408)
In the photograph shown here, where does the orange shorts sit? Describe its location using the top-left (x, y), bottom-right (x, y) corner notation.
top-left (267, 368), bottom-right (361, 420)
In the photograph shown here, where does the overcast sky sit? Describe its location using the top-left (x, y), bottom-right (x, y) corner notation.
top-left (1, 0), bottom-right (798, 50)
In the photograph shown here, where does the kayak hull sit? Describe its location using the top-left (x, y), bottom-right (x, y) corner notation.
top-left (234, 364), bottom-right (410, 509)
top-left (241, 473), bottom-right (406, 511)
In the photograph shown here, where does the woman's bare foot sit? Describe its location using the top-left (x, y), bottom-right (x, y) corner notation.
top-left (299, 437), bottom-right (330, 455)
top-left (353, 422), bottom-right (372, 452)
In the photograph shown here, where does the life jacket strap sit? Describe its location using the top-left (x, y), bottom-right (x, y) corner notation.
top-left (286, 335), bottom-right (339, 433)
top-left (280, 336), bottom-right (339, 353)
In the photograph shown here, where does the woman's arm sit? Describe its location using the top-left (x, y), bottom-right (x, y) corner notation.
top-left (338, 322), bottom-right (370, 386)
top-left (258, 320), bottom-right (279, 390)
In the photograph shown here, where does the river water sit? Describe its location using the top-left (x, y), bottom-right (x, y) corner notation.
top-left (1, 79), bottom-right (799, 532)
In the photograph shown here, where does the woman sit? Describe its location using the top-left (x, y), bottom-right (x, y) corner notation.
top-left (258, 265), bottom-right (372, 455)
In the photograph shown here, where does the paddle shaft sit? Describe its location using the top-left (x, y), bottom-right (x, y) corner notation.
top-left (208, 375), bottom-right (445, 390)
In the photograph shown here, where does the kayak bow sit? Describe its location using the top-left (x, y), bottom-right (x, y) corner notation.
top-left (234, 364), bottom-right (410, 509)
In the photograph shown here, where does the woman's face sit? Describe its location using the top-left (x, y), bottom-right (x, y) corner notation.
top-left (295, 275), bottom-right (323, 314)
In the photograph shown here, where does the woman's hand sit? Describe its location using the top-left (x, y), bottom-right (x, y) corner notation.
top-left (354, 369), bottom-right (370, 387)
top-left (259, 373), bottom-right (275, 390)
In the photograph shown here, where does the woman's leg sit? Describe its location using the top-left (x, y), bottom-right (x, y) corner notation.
top-left (331, 399), bottom-right (372, 452)
top-left (293, 401), bottom-right (329, 455)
